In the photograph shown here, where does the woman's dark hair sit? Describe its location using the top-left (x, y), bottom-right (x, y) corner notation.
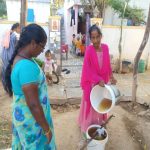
top-left (89, 24), bottom-right (102, 38)
top-left (4, 23), bottom-right (47, 96)
top-left (11, 23), bottom-right (20, 30)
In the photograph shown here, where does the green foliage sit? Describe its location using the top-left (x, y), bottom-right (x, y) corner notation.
top-left (127, 7), bottom-right (145, 25)
top-left (108, 0), bottom-right (145, 25)
top-left (0, 0), bottom-right (7, 17)
top-left (108, 0), bottom-right (127, 16)
top-left (33, 58), bottom-right (44, 68)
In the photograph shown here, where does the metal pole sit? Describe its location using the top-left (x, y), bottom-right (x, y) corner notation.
top-left (85, 13), bottom-right (91, 47)
top-left (48, 19), bottom-right (51, 51)
top-left (60, 17), bottom-right (62, 75)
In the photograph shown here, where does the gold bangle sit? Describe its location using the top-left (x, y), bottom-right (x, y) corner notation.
top-left (44, 127), bottom-right (51, 135)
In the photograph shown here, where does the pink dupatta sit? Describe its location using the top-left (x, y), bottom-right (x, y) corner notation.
top-left (80, 44), bottom-right (112, 117)
top-left (1, 30), bottom-right (11, 49)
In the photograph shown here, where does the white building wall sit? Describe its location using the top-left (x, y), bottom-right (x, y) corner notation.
top-left (64, 2), bottom-right (79, 45)
top-left (0, 23), bottom-right (150, 68)
top-left (63, 24), bottom-right (150, 68)
top-left (103, 6), bottom-right (114, 25)
top-left (6, 0), bottom-right (50, 23)
top-left (6, 1), bottom-right (20, 21)
top-left (101, 26), bottom-right (149, 61)
top-left (28, 2), bottom-right (50, 23)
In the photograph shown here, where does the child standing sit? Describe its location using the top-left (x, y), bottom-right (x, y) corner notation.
top-left (75, 36), bottom-right (82, 56)
top-left (44, 50), bottom-right (55, 85)
top-left (72, 34), bottom-right (76, 54)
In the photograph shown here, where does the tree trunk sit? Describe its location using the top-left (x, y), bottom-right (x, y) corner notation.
top-left (118, 22), bottom-right (123, 73)
top-left (100, 1), bottom-right (105, 18)
top-left (102, 0), bottom-right (106, 21)
top-left (118, 2), bottom-right (128, 73)
top-left (145, 49), bottom-right (150, 70)
top-left (20, 0), bottom-right (27, 29)
top-left (132, 5), bottom-right (150, 105)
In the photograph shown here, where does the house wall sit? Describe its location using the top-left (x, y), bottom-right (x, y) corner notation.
top-left (6, 0), bottom-right (50, 23)
top-left (64, 3), bottom-right (79, 45)
top-left (64, 24), bottom-right (150, 68)
top-left (0, 22), bottom-right (150, 69)
top-left (101, 26), bottom-right (150, 64)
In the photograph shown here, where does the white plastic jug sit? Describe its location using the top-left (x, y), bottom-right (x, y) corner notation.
top-left (90, 84), bottom-right (120, 114)
top-left (86, 124), bottom-right (108, 150)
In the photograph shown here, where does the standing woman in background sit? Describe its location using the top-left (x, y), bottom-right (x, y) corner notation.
top-left (1, 23), bottom-right (20, 90)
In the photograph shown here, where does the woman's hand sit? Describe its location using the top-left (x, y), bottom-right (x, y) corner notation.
top-left (45, 128), bottom-right (52, 144)
top-left (110, 76), bottom-right (117, 85)
top-left (99, 80), bottom-right (105, 87)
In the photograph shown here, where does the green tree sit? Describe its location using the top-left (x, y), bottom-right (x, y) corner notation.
top-left (0, 0), bottom-right (7, 18)
top-left (108, 0), bottom-right (145, 25)
top-left (127, 7), bottom-right (146, 25)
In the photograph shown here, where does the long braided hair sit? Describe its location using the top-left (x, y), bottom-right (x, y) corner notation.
top-left (4, 23), bottom-right (47, 96)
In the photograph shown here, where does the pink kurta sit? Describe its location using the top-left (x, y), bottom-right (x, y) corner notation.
top-left (78, 44), bottom-right (112, 132)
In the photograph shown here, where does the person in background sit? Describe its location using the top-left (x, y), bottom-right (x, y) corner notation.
top-left (43, 50), bottom-right (55, 85)
top-left (78, 24), bottom-right (117, 134)
top-left (80, 34), bottom-right (86, 56)
top-left (70, 7), bottom-right (75, 26)
top-left (3, 23), bottom-right (56, 149)
top-left (75, 36), bottom-right (82, 56)
top-left (72, 34), bottom-right (76, 54)
top-left (1, 23), bottom-right (20, 90)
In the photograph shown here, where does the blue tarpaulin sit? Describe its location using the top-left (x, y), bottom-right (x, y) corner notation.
top-left (27, 9), bottom-right (34, 22)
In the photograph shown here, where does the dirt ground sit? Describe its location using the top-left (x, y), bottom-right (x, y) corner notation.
top-left (0, 93), bottom-right (150, 150)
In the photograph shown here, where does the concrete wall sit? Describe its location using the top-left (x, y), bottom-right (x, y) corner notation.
top-left (101, 26), bottom-right (150, 64)
top-left (6, 0), bottom-right (50, 23)
top-left (0, 22), bottom-right (150, 68)
top-left (104, 7), bottom-right (128, 26)
top-left (64, 3), bottom-right (79, 45)
top-left (64, 24), bottom-right (150, 68)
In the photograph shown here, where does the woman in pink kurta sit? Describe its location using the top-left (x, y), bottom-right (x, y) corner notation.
top-left (78, 25), bottom-right (117, 133)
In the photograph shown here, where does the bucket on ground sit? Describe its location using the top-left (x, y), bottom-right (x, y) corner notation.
top-left (138, 59), bottom-right (145, 73)
top-left (90, 84), bottom-right (120, 114)
top-left (122, 60), bottom-right (132, 73)
top-left (86, 124), bottom-right (108, 150)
